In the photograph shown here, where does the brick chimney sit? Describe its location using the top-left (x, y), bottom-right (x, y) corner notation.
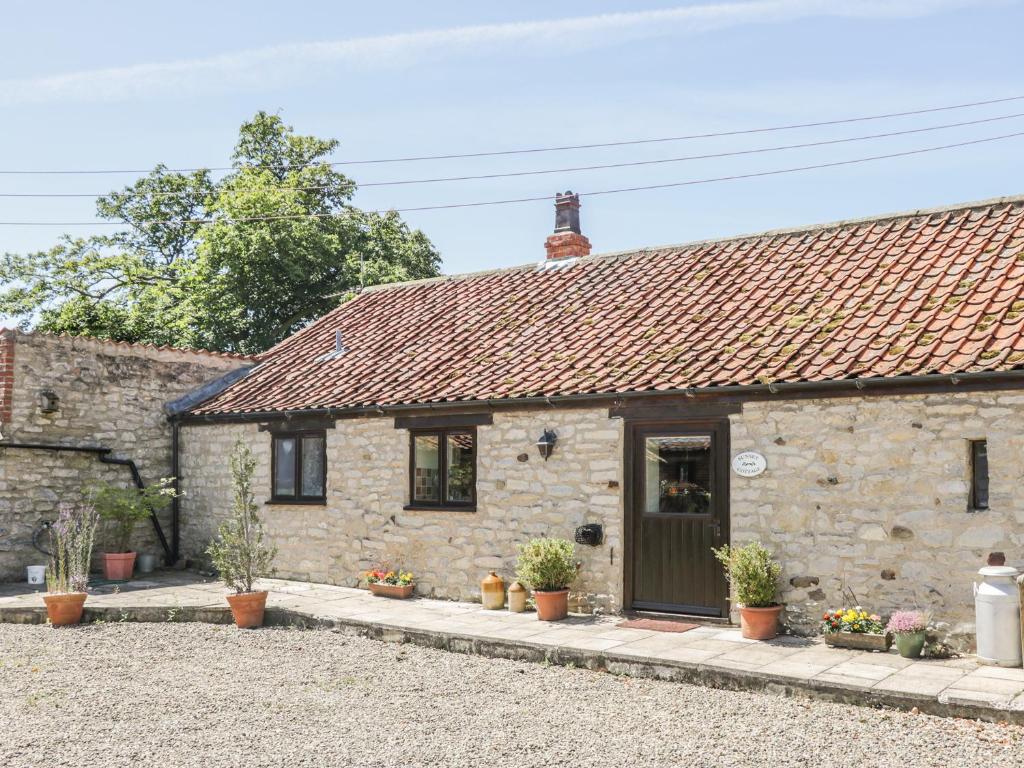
top-left (544, 191), bottom-right (591, 260)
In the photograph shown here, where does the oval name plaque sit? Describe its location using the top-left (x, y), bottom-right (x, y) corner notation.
top-left (731, 451), bottom-right (767, 478)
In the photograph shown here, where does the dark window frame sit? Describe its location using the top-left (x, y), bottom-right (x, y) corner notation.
top-left (406, 427), bottom-right (477, 511)
top-left (269, 429), bottom-right (327, 505)
top-left (969, 439), bottom-right (989, 511)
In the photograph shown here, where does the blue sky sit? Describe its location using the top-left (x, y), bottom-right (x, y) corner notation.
top-left (1, 0), bottom-right (1022, 275)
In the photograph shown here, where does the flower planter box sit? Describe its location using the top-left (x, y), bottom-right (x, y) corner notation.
top-left (368, 582), bottom-right (414, 599)
top-left (823, 631), bottom-right (892, 652)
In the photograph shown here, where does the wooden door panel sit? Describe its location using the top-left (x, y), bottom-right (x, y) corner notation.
top-left (628, 421), bottom-right (729, 616)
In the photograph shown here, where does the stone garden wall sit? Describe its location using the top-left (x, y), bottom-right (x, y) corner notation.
top-left (179, 408), bottom-right (624, 612)
top-left (730, 391), bottom-right (1024, 647)
top-left (0, 330), bottom-right (248, 580)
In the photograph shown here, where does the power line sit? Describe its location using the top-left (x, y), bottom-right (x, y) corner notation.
top-left (0, 130), bottom-right (1019, 226)
top-left (4, 111), bottom-right (1022, 199)
top-left (0, 95), bottom-right (1021, 176)
top-left (335, 95), bottom-right (1024, 166)
top-left (283, 112), bottom-right (1024, 187)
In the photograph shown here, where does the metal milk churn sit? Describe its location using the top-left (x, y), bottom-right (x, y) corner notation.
top-left (481, 571), bottom-right (506, 610)
top-left (974, 566), bottom-right (1022, 667)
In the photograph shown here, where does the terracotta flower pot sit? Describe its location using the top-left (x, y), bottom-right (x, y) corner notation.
top-left (102, 552), bottom-right (136, 581)
top-left (43, 592), bottom-right (88, 626)
top-left (226, 590), bottom-right (268, 628)
top-left (739, 604), bottom-right (782, 640)
top-left (368, 582), bottom-right (414, 599)
top-left (533, 588), bottom-right (569, 621)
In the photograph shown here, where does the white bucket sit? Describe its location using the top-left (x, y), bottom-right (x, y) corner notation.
top-left (26, 565), bottom-right (46, 585)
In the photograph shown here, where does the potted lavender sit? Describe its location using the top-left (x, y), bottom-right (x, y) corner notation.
top-left (44, 502), bottom-right (100, 626)
top-left (887, 610), bottom-right (928, 659)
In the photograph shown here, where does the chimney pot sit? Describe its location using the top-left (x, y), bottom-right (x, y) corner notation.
top-left (545, 191), bottom-right (591, 260)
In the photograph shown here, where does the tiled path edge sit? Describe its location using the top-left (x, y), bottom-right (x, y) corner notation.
top-left (2, 575), bottom-right (1022, 725)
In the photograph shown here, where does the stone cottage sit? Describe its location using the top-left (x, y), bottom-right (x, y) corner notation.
top-left (4, 192), bottom-right (1024, 645)
top-left (168, 192), bottom-right (1024, 644)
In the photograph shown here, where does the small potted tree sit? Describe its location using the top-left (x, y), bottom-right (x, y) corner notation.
top-left (207, 441), bottom-right (277, 628)
top-left (887, 610), bottom-right (928, 659)
top-left (44, 501), bottom-right (99, 626)
top-left (515, 537), bottom-right (578, 621)
top-left (93, 478), bottom-right (178, 580)
top-left (711, 541), bottom-right (782, 640)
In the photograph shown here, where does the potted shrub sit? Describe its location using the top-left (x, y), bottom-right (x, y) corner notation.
top-left (887, 610), bottom-right (928, 658)
top-left (207, 441), bottom-right (277, 628)
top-left (93, 478), bottom-right (178, 581)
top-left (821, 607), bottom-right (890, 651)
top-left (516, 537), bottom-right (578, 621)
top-left (366, 568), bottom-right (415, 598)
top-left (44, 502), bottom-right (99, 626)
top-left (711, 541), bottom-right (782, 640)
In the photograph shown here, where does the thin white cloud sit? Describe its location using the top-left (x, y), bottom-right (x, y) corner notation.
top-left (0, 0), bottom-right (1003, 105)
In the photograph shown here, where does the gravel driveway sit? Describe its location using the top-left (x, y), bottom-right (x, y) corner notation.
top-left (1, 623), bottom-right (1022, 768)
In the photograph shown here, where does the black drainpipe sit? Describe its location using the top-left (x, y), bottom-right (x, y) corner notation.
top-left (170, 422), bottom-right (181, 564)
top-left (0, 441), bottom-right (173, 563)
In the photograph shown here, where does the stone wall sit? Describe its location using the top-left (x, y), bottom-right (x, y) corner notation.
top-left (180, 408), bottom-right (624, 611)
top-left (180, 388), bottom-right (1024, 643)
top-left (730, 391), bottom-right (1024, 647)
top-left (0, 330), bottom-right (249, 579)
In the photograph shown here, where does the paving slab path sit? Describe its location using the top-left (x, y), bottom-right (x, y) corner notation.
top-left (2, 572), bottom-right (1022, 723)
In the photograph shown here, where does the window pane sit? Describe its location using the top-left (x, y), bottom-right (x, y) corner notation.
top-left (644, 435), bottom-right (712, 515)
top-left (301, 436), bottom-right (325, 497)
top-left (274, 437), bottom-right (296, 497)
top-left (972, 440), bottom-right (989, 510)
top-left (446, 432), bottom-right (475, 503)
top-left (413, 434), bottom-right (440, 502)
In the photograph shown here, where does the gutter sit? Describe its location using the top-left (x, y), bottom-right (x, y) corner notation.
top-left (168, 368), bottom-right (1024, 425)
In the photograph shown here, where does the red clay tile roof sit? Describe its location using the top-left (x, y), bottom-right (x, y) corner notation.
top-left (192, 195), bottom-right (1024, 415)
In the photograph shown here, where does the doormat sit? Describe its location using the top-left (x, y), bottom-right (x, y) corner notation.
top-left (617, 618), bottom-right (699, 633)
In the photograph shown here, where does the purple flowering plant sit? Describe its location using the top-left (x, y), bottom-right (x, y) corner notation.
top-left (886, 610), bottom-right (928, 635)
top-left (47, 502), bottom-right (100, 594)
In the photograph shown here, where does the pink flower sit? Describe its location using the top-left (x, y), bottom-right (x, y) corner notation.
top-left (886, 610), bottom-right (927, 634)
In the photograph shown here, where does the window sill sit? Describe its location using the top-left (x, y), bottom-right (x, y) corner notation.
top-left (265, 498), bottom-right (327, 506)
top-left (403, 504), bottom-right (476, 513)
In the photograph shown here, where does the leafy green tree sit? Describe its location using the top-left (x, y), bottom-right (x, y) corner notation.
top-left (0, 112), bottom-right (441, 353)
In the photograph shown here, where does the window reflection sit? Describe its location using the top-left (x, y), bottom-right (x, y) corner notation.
top-left (644, 435), bottom-right (712, 515)
top-left (413, 434), bottom-right (440, 502)
top-left (446, 432), bottom-right (475, 503)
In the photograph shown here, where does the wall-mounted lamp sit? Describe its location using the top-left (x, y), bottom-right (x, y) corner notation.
top-left (536, 429), bottom-right (558, 461)
top-left (38, 389), bottom-right (59, 414)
